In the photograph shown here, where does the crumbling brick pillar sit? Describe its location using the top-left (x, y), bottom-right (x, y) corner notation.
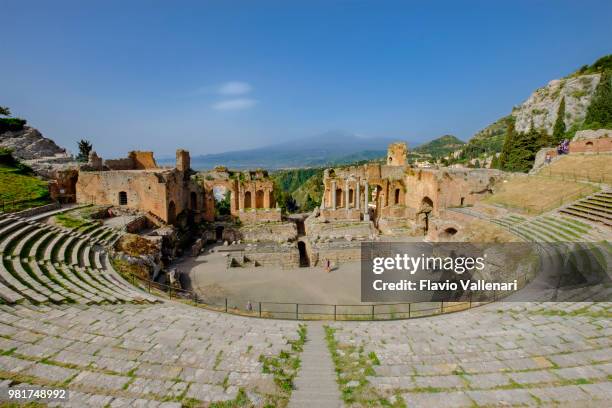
top-left (263, 188), bottom-right (271, 208)
top-left (345, 179), bottom-right (350, 209)
top-left (364, 182), bottom-right (370, 221)
top-left (238, 185), bottom-right (244, 211)
top-left (331, 180), bottom-right (336, 210)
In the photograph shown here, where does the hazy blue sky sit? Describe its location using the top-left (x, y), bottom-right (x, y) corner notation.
top-left (2, 0), bottom-right (611, 157)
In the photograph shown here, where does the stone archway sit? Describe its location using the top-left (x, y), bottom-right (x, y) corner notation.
top-left (393, 187), bottom-right (405, 205)
top-left (168, 201), bottom-right (176, 224)
top-left (440, 227), bottom-right (458, 239)
top-left (190, 191), bottom-right (197, 211)
top-left (418, 196), bottom-right (434, 234)
top-left (335, 189), bottom-right (343, 208)
top-left (244, 191), bottom-right (252, 209)
top-left (255, 190), bottom-right (264, 208)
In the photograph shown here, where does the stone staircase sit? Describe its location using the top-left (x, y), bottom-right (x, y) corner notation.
top-left (0, 212), bottom-right (159, 305)
top-left (559, 190), bottom-right (612, 227)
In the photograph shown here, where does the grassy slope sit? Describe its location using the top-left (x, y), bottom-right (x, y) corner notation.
top-left (0, 164), bottom-right (50, 211)
top-left (484, 176), bottom-right (597, 214)
top-left (536, 154), bottom-right (612, 183)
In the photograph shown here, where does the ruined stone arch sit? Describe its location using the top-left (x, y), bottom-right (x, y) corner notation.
top-left (168, 200), bottom-right (176, 224)
top-left (335, 188), bottom-right (343, 208)
top-left (420, 196), bottom-right (434, 213)
top-left (440, 227), bottom-right (458, 239)
top-left (418, 196), bottom-right (434, 234)
top-left (268, 190), bottom-right (274, 208)
top-left (255, 190), bottom-right (264, 208)
top-left (190, 191), bottom-right (197, 211)
top-left (394, 188), bottom-right (401, 205)
top-left (244, 191), bottom-right (252, 209)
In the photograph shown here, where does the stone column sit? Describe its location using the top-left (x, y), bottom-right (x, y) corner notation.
top-left (331, 180), bottom-right (336, 210)
top-left (238, 186), bottom-right (244, 211)
top-left (364, 182), bottom-right (370, 221)
top-left (263, 188), bottom-right (271, 209)
top-left (355, 178), bottom-right (361, 210)
top-left (345, 179), bottom-right (350, 209)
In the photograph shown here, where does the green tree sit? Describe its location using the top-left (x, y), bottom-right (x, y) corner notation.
top-left (504, 123), bottom-right (549, 173)
top-left (490, 154), bottom-right (500, 169)
top-left (0, 106), bottom-right (10, 116)
top-left (584, 70), bottom-right (612, 129)
top-left (77, 139), bottom-right (93, 162)
top-left (216, 191), bottom-right (231, 216)
top-left (552, 97), bottom-right (566, 143)
top-left (498, 118), bottom-right (517, 169)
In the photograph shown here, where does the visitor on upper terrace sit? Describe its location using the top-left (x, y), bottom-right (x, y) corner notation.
top-left (557, 139), bottom-right (570, 155)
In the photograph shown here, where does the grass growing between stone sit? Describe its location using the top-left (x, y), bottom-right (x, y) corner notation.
top-left (258, 324), bottom-right (307, 407)
top-left (324, 326), bottom-right (403, 407)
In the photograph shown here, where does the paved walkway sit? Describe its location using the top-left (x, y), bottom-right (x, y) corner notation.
top-left (289, 322), bottom-right (343, 408)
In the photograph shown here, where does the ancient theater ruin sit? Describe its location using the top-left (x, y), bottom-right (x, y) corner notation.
top-left (69, 142), bottom-right (505, 270)
top-left (76, 149), bottom-right (205, 224)
top-left (308, 143), bottom-right (502, 242)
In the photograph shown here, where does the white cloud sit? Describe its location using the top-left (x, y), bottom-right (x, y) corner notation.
top-left (217, 81), bottom-right (253, 96)
top-left (212, 98), bottom-right (257, 111)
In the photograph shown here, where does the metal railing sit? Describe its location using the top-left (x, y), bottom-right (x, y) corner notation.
top-left (123, 268), bottom-right (533, 321)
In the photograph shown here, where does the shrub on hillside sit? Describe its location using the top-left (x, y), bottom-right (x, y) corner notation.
top-left (0, 147), bottom-right (34, 174)
top-left (0, 117), bottom-right (27, 132)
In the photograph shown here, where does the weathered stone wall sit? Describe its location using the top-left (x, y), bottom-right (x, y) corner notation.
top-left (311, 243), bottom-right (362, 266)
top-left (48, 168), bottom-right (79, 203)
top-left (305, 218), bottom-right (371, 240)
top-left (231, 249), bottom-right (300, 268)
top-left (320, 208), bottom-right (362, 221)
top-left (387, 142), bottom-right (408, 166)
top-left (238, 208), bottom-right (282, 223)
top-left (76, 170), bottom-right (174, 222)
top-left (570, 130), bottom-right (612, 154)
top-left (128, 151), bottom-right (158, 169)
top-left (105, 157), bottom-right (134, 170)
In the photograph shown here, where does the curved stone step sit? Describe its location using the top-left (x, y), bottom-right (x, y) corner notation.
top-left (11, 258), bottom-right (62, 302)
top-left (13, 226), bottom-right (53, 259)
top-left (30, 229), bottom-right (57, 260)
top-left (44, 233), bottom-right (66, 262)
top-left (55, 264), bottom-right (118, 303)
top-left (529, 219), bottom-right (576, 242)
top-left (0, 258), bottom-right (47, 303)
top-left (0, 279), bottom-right (25, 303)
top-left (42, 262), bottom-right (102, 304)
top-left (29, 261), bottom-right (81, 302)
top-left (560, 208), bottom-right (612, 226)
top-left (73, 266), bottom-right (129, 302)
top-left (0, 219), bottom-right (26, 240)
top-left (0, 223), bottom-right (37, 254)
top-left (573, 202), bottom-right (612, 215)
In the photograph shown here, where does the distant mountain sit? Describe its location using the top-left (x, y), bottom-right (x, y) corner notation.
top-left (412, 135), bottom-right (465, 158)
top-left (171, 131), bottom-right (406, 170)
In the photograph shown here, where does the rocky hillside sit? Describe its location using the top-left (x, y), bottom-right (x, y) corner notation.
top-left (0, 126), bottom-right (67, 160)
top-left (513, 74), bottom-right (600, 134)
top-left (449, 54), bottom-right (611, 167)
